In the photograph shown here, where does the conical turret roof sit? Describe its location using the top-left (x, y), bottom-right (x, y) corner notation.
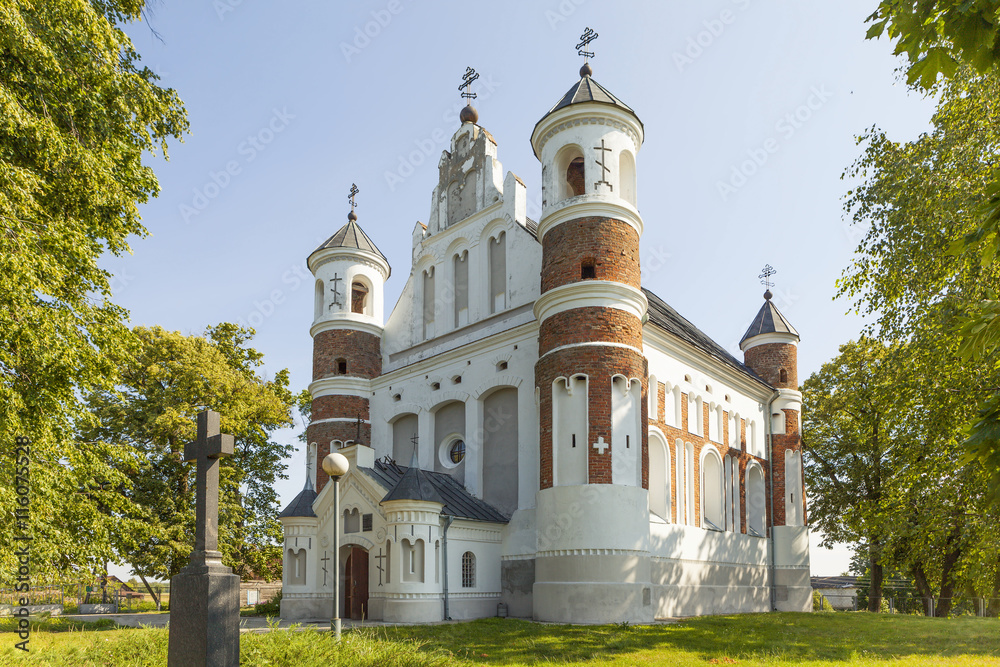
top-left (381, 450), bottom-right (446, 505)
top-left (545, 74), bottom-right (637, 117)
top-left (310, 216), bottom-right (388, 264)
top-left (740, 293), bottom-right (799, 347)
top-left (278, 469), bottom-right (317, 518)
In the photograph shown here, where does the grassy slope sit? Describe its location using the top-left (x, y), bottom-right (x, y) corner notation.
top-left (0, 613), bottom-right (997, 666)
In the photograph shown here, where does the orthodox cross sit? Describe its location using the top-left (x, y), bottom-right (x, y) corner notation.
top-left (320, 551), bottom-right (330, 586)
top-left (759, 264), bottom-right (777, 291)
top-left (374, 548), bottom-right (386, 586)
top-left (355, 413), bottom-right (363, 445)
top-left (184, 410), bottom-right (234, 555)
top-left (459, 66), bottom-right (479, 101)
top-left (577, 27), bottom-right (598, 62)
top-left (594, 139), bottom-right (613, 191)
top-left (348, 183), bottom-right (359, 213)
top-left (329, 272), bottom-right (342, 309)
top-left (593, 436), bottom-right (609, 455)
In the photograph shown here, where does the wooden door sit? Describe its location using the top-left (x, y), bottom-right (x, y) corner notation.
top-left (345, 546), bottom-right (369, 620)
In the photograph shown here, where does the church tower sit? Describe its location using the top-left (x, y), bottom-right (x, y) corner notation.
top-left (740, 280), bottom-right (811, 611)
top-left (307, 198), bottom-right (390, 493)
top-left (530, 57), bottom-right (652, 623)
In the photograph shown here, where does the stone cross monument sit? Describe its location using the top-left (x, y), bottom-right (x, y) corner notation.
top-left (168, 410), bottom-right (240, 667)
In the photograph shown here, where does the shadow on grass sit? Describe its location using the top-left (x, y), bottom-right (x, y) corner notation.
top-left (385, 613), bottom-right (1000, 664)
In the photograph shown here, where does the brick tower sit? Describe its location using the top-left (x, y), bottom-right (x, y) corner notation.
top-left (307, 208), bottom-right (390, 493)
top-left (530, 62), bottom-right (653, 623)
top-left (740, 287), bottom-right (811, 611)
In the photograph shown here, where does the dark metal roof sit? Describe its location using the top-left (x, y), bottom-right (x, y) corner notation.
top-left (363, 460), bottom-right (508, 523)
top-left (380, 451), bottom-right (446, 505)
top-left (310, 218), bottom-right (388, 264)
top-left (278, 485), bottom-right (317, 518)
top-left (545, 75), bottom-right (638, 117)
top-left (643, 288), bottom-right (767, 386)
top-left (811, 576), bottom-right (859, 589)
top-left (740, 297), bottom-right (800, 345)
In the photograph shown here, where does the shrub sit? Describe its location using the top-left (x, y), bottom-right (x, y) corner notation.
top-left (813, 590), bottom-right (834, 612)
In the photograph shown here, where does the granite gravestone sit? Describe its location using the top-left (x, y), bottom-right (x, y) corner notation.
top-left (167, 410), bottom-right (240, 666)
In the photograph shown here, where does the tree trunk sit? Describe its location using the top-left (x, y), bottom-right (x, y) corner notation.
top-left (989, 554), bottom-right (1000, 618)
top-left (936, 527), bottom-right (964, 618)
top-left (867, 554), bottom-right (884, 612)
top-left (137, 572), bottom-right (160, 610)
top-left (912, 563), bottom-right (935, 616)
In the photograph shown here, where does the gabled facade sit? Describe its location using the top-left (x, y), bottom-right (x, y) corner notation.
top-left (279, 63), bottom-right (810, 623)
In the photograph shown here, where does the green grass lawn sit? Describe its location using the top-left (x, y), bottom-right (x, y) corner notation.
top-left (0, 612), bottom-right (997, 666)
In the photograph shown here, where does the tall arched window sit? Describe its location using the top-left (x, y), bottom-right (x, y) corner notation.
top-left (453, 251), bottom-right (469, 327)
top-left (555, 145), bottom-right (585, 202)
top-left (619, 150), bottom-right (636, 206)
top-left (314, 280), bottom-right (324, 320)
top-left (747, 464), bottom-right (766, 537)
top-left (702, 449), bottom-right (724, 530)
top-left (422, 266), bottom-right (436, 339)
top-left (461, 551), bottom-right (476, 588)
top-left (489, 233), bottom-right (506, 313)
top-left (648, 432), bottom-right (671, 521)
top-left (779, 368), bottom-right (788, 384)
top-left (385, 540), bottom-right (392, 584)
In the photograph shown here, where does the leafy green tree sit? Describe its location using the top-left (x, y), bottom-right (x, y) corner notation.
top-left (0, 0), bottom-right (187, 579)
top-left (803, 339), bottom-right (908, 612)
top-left (865, 2), bottom-right (1000, 492)
top-left (83, 325), bottom-right (294, 601)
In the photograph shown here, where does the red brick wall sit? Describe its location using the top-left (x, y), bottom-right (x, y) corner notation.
top-left (310, 408), bottom-right (370, 494)
top-left (539, 307), bottom-right (642, 356)
top-left (541, 217), bottom-right (641, 293)
top-left (649, 399), bottom-right (771, 534)
top-left (536, 345), bottom-right (648, 488)
top-left (312, 329), bottom-right (381, 381)
top-left (768, 408), bottom-right (804, 527)
top-left (743, 342), bottom-right (798, 389)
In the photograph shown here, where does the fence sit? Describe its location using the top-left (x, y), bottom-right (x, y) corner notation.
top-left (818, 593), bottom-right (1000, 617)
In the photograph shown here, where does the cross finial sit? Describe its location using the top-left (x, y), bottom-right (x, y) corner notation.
top-left (410, 433), bottom-right (419, 447)
top-left (577, 27), bottom-right (598, 62)
top-left (459, 66), bottom-right (479, 101)
top-left (356, 413), bottom-right (363, 444)
top-left (348, 183), bottom-right (359, 218)
top-left (759, 264), bottom-right (777, 298)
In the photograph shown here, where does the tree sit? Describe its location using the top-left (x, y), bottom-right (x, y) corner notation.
top-left (82, 324), bottom-right (294, 600)
top-left (865, 2), bottom-right (1000, 496)
top-left (0, 1), bottom-right (187, 578)
top-left (803, 339), bottom-right (909, 612)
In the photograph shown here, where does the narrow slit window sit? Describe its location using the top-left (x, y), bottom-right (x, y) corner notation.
top-left (337, 359), bottom-right (347, 375)
top-left (581, 259), bottom-right (596, 280)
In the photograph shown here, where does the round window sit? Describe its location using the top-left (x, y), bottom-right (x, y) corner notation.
top-left (449, 440), bottom-right (466, 464)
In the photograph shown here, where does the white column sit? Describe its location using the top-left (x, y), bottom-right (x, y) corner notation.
top-left (419, 411), bottom-right (435, 471)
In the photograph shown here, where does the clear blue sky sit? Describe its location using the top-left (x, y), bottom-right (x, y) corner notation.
top-left (109, 0), bottom-right (936, 579)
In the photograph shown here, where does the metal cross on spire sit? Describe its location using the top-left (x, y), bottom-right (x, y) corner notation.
top-left (577, 27), bottom-right (598, 62)
top-left (459, 66), bottom-right (479, 100)
top-left (348, 183), bottom-right (359, 213)
top-left (759, 264), bottom-right (777, 294)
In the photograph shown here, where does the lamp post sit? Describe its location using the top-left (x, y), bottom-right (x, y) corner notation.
top-left (322, 451), bottom-right (350, 640)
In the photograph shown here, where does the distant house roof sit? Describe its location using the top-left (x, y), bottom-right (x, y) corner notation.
top-left (643, 288), bottom-right (768, 387)
top-left (811, 575), bottom-right (859, 589)
top-left (363, 459), bottom-right (508, 523)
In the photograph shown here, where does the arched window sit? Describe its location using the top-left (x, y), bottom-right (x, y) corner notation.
top-left (314, 280), bottom-right (324, 320)
top-left (287, 549), bottom-right (306, 585)
top-left (648, 376), bottom-right (659, 422)
top-left (566, 157), bottom-right (585, 196)
top-left (461, 551), bottom-right (476, 588)
top-left (553, 375), bottom-right (588, 486)
top-left (422, 266), bottom-right (436, 339)
top-left (402, 539), bottom-right (424, 582)
top-left (779, 368), bottom-right (788, 384)
top-left (619, 150), bottom-right (636, 206)
top-left (747, 464), bottom-right (766, 537)
top-left (648, 432), bottom-right (671, 521)
top-left (343, 508), bottom-right (360, 533)
top-left (489, 233), bottom-right (506, 313)
top-left (351, 281), bottom-right (368, 314)
top-left (702, 449), bottom-right (724, 530)
top-left (555, 145), bottom-right (585, 202)
top-left (453, 251), bottom-right (469, 327)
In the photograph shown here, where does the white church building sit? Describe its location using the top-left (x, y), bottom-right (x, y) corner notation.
top-left (278, 60), bottom-right (811, 623)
